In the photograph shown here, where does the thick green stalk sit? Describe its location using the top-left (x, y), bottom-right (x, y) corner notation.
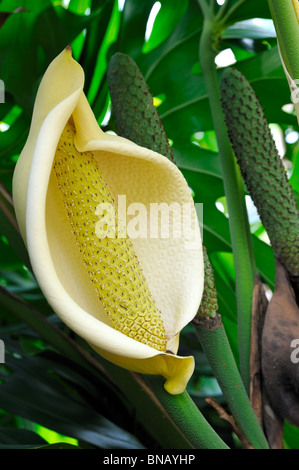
top-left (193, 247), bottom-right (268, 448)
top-left (145, 376), bottom-right (229, 449)
top-left (268, 0), bottom-right (299, 80)
top-left (198, 10), bottom-right (255, 392)
top-left (193, 317), bottom-right (268, 449)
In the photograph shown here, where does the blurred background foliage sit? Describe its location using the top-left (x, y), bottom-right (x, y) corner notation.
top-left (0, 0), bottom-right (298, 449)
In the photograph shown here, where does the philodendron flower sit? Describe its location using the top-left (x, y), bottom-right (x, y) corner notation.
top-left (12, 47), bottom-right (204, 395)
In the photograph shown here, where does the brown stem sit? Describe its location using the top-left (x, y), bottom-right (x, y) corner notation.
top-left (205, 397), bottom-right (254, 449)
top-left (250, 275), bottom-right (268, 426)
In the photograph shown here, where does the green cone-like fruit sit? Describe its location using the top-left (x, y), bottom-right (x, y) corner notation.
top-left (220, 67), bottom-right (299, 280)
top-left (107, 52), bottom-right (174, 161)
top-left (195, 245), bottom-right (218, 319)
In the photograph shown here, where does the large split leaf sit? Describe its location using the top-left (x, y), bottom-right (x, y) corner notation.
top-left (0, 0), bottom-right (106, 112)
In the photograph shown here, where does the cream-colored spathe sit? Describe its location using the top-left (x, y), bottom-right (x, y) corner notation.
top-left (12, 48), bottom-right (204, 394)
top-left (292, 0), bottom-right (299, 24)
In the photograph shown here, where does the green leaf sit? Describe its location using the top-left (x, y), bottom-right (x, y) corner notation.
top-left (0, 0), bottom-right (103, 112)
top-left (115, 0), bottom-right (156, 59)
top-left (0, 184), bottom-right (31, 268)
top-left (222, 19), bottom-right (276, 40)
top-left (0, 0), bottom-right (52, 111)
top-left (0, 426), bottom-right (47, 446)
top-left (0, 348), bottom-right (144, 449)
top-left (142, 0), bottom-right (189, 54)
top-left (290, 146), bottom-right (299, 193)
top-left (0, 114), bottom-right (30, 161)
top-left (80, 0), bottom-right (115, 95)
top-left (35, 442), bottom-right (81, 449)
top-left (223, 0), bottom-right (272, 25)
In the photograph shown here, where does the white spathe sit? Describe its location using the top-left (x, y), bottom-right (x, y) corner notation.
top-left (12, 48), bottom-right (204, 394)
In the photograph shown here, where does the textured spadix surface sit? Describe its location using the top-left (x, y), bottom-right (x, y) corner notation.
top-left (12, 48), bottom-right (204, 394)
top-left (221, 67), bottom-right (299, 277)
top-left (54, 122), bottom-right (167, 352)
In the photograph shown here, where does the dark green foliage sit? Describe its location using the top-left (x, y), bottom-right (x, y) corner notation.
top-left (107, 52), bottom-right (174, 161)
top-left (221, 67), bottom-right (299, 277)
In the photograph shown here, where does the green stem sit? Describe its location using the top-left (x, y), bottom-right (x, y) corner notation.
top-left (197, 0), bottom-right (210, 18)
top-left (145, 376), bottom-right (229, 449)
top-left (268, 0), bottom-right (299, 80)
top-left (215, 0), bottom-right (230, 22)
top-left (193, 316), bottom-right (268, 449)
top-left (210, 0), bottom-right (216, 15)
top-left (198, 9), bottom-right (255, 392)
top-left (216, 0), bottom-right (246, 25)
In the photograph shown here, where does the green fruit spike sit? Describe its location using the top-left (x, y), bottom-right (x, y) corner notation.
top-left (220, 67), bottom-right (299, 279)
top-left (107, 52), bottom-right (174, 162)
top-left (195, 245), bottom-right (218, 319)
